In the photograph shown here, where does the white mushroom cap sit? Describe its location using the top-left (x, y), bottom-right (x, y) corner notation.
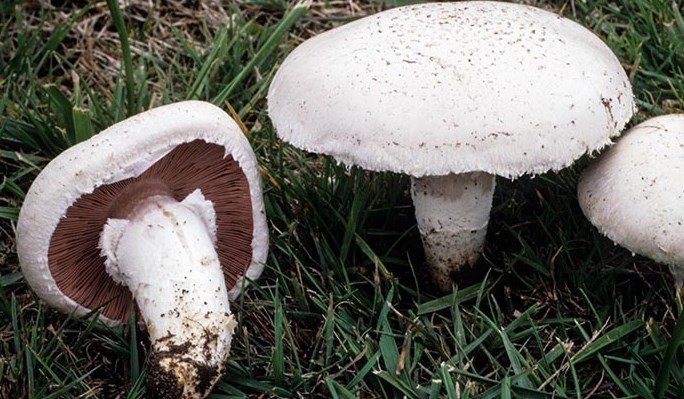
top-left (268, 1), bottom-right (635, 178)
top-left (578, 114), bottom-right (684, 267)
top-left (17, 101), bottom-right (269, 325)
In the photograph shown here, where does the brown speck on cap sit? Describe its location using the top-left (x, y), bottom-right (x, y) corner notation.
top-left (48, 140), bottom-right (253, 322)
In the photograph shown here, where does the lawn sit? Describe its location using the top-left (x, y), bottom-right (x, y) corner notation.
top-left (1, 0), bottom-right (683, 398)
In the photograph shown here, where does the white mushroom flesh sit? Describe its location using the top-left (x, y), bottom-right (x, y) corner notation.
top-left (100, 189), bottom-right (235, 398)
top-left (411, 173), bottom-right (496, 290)
top-left (578, 115), bottom-right (684, 269)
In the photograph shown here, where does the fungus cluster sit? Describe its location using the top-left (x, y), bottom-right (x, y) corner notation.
top-left (17, 2), bottom-right (666, 397)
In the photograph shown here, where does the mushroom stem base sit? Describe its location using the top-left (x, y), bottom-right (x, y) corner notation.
top-left (411, 172), bottom-right (496, 291)
top-left (100, 190), bottom-right (234, 399)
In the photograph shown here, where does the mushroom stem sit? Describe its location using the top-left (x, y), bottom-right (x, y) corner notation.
top-left (411, 172), bottom-right (496, 291)
top-left (100, 189), bottom-right (235, 399)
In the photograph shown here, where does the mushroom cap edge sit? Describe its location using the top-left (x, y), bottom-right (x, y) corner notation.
top-left (16, 100), bottom-right (269, 326)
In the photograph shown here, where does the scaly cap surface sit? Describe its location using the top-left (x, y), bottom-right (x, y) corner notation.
top-left (578, 114), bottom-right (684, 267)
top-left (268, 1), bottom-right (635, 178)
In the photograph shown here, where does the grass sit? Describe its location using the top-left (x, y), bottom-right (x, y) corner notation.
top-left (1, 0), bottom-right (683, 398)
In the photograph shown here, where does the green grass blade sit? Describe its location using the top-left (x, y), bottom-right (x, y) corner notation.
top-left (273, 291), bottom-right (285, 384)
top-left (346, 349), bottom-right (381, 389)
top-left (105, 0), bottom-right (136, 116)
top-left (128, 308), bottom-right (140, 386)
top-left (326, 378), bottom-right (356, 399)
top-left (373, 370), bottom-right (419, 399)
top-left (43, 84), bottom-right (74, 142)
top-left (416, 284), bottom-right (481, 315)
top-left (0, 206), bottom-right (19, 221)
top-left (212, 1), bottom-right (309, 105)
top-left (439, 363), bottom-right (457, 399)
top-left (0, 272), bottom-right (22, 287)
top-left (72, 107), bottom-right (94, 144)
top-left (186, 26), bottom-right (230, 100)
top-left (654, 311), bottom-right (684, 399)
top-left (573, 320), bottom-right (643, 363)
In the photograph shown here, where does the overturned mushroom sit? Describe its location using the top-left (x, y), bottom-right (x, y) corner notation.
top-left (578, 114), bottom-right (684, 289)
top-left (16, 101), bottom-right (269, 398)
top-left (268, 1), bottom-right (635, 290)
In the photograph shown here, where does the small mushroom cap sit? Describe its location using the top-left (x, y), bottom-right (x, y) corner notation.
top-left (578, 114), bottom-right (684, 267)
top-left (268, 1), bottom-right (635, 178)
top-left (17, 101), bottom-right (269, 325)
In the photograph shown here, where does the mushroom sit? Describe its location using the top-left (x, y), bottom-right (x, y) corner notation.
top-left (16, 101), bottom-right (269, 398)
top-left (267, 1), bottom-right (635, 290)
top-left (578, 114), bottom-right (684, 289)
